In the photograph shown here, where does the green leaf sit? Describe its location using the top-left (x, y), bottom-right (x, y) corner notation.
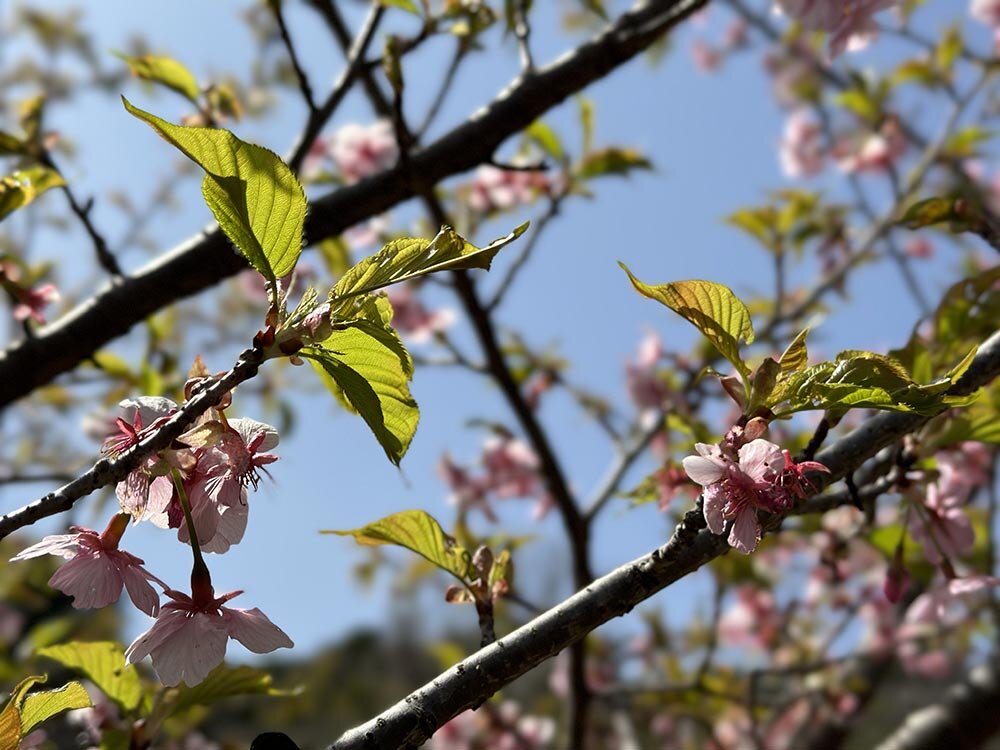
top-left (19, 681), bottom-right (90, 735)
top-left (778, 328), bottom-right (810, 375)
top-left (0, 132), bottom-right (26, 156)
top-left (577, 147), bottom-right (652, 180)
top-left (620, 265), bottom-right (754, 377)
top-left (0, 167), bottom-right (65, 222)
top-left (524, 120), bottom-right (564, 161)
top-left (123, 97), bottom-right (305, 284)
top-left (302, 319), bottom-right (418, 465)
top-left (169, 665), bottom-right (288, 716)
top-left (378, 0), bottom-right (421, 14)
top-left (37, 642), bottom-right (142, 712)
top-left (115, 52), bottom-right (200, 104)
top-left (578, 97), bottom-right (594, 155)
top-left (325, 510), bottom-right (472, 583)
top-left (330, 224), bottom-right (527, 305)
top-left (899, 197), bottom-right (984, 233)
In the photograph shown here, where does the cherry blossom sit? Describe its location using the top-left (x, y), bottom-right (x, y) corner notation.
top-left (438, 452), bottom-right (494, 520)
top-left (125, 586), bottom-right (292, 687)
top-left (386, 284), bottom-right (456, 344)
top-left (11, 282), bottom-right (59, 324)
top-left (481, 436), bottom-right (542, 500)
top-left (465, 164), bottom-right (550, 214)
top-left (909, 484), bottom-right (975, 565)
top-left (308, 120), bottom-right (398, 184)
top-left (10, 515), bottom-right (163, 616)
top-left (971, 0), bottom-right (1000, 27)
top-left (779, 111), bottom-right (824, 178)
top-left (683, 438), bottom-right (827, 553)
top-left (774, 0), bottom-right (899, 57)
top-left (625, 329), bottom-right (670, 412)
top-left (836, 118), bottom-right (907, 173)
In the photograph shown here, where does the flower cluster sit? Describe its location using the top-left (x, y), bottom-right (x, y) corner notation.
top-left (774, 0), bottom-right (899, 57)
top-left (305, 120), bottom-right (398, 184)
top-left (683, 434), bottom-right (828, 553)
top-left (464, 164), bottom-right (552, 215)
top-left (625, 329), bottom-right (671, 414)
top-left (10, 391), bottom-right (293, 686)
top-left (438, 435), bottom-right (550, 520)
top-left (690, 17), bottom-right (749, 72)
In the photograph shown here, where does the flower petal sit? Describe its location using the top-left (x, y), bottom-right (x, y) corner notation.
top-left (728, 507), bottom-right (762, 555)
top-left (682, 455), bottom-right (726, 486)
top-left (223, 607), bottom-right (293, 654)
top-left (702, 486), bottom-right (727, 535)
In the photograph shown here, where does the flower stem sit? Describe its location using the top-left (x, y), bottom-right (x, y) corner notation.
top-left (171, 468), bottom-right (212, 596)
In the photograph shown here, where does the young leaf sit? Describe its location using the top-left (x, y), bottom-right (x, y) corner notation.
top-left (378, 0), bottom-right (421, 13)
top-left (524, 120), bottom-right (564, 161)
top-left (330, 223), bottom-right (527, 304)
top-left (19, 681), bottom-right (91, 735)
top-left (302, 320), bottom-right (418, 465)
top-left (169, 665), bottom-right (289, 716)
top-left (37, 641), bottom-right (142, 712)
top-left (620, 265), bottom-right (754, 377)
top-left (577, 147), bottom-right (652, 180)
top-left (0, 167), bottom-right (65, 222)
top-left (115, 52), bottom-right (200, 104)
top-left (123, 97), bottom-right (305, 284)
top-left (778, 328), bottom-right (810, 375)
top-left (325, 510), bottom-right (472, 583)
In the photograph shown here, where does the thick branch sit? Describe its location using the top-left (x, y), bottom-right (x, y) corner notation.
top-left (0, 0), bottom-right (706, 411)
top-left (874, 660), bottom-right (1000, 750)
top-left (323, 331), bottom-right (1000, 750)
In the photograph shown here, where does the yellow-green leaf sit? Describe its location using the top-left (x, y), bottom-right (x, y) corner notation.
top-left (37, 642), bottom-right (142, 712)
top-left (169, 665), bottom-right (289, 716)
top-left (302, 320), bottom-right (418, 465)
top-left (115, 52), bottom-right (200, 104)
top-left (123, 97), bottom-right (305, 283)
top-left (0, 167), bottom-right (65, 222)
top-left (330, 224), bottom-right (527, 305)
top-left (325, 510), bottom-right (472, 583)
top-left (779, 328), bottom-right (810, 375)
top-left (620, 265), bottom-right (754, 377)
top-left (19, 681), bottom-right (90, 735)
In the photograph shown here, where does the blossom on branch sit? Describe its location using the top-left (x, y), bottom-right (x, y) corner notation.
top-left (10, 515), bottom-right (163, 616)
top-left (683, 438), bottom-right (828, 553)
top-left (125, 586), bottom-right (292, 687)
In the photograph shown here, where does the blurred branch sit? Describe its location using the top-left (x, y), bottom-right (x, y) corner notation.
top-left (873, 659), bottom-right (1000, 750)
top-left (269, 0), bottom-right (316, 112)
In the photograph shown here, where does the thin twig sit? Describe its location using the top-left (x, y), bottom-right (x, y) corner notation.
top-left (269, 0), bottom-right (316, 112)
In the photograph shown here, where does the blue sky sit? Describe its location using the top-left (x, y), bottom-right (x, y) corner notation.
top-left (0, 0), bottom-right (991, 660)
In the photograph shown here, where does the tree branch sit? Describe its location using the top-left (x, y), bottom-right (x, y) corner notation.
top-left (0, 0), bottom-right (707, 412)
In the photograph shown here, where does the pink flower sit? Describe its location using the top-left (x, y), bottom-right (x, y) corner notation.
top-left (691, 40), bottom-right (722, 72)
top-left (438, 453), bottom-right (494, 520)
top-left (779, 111), bottom-right (824, 178)
top-left (683, 439), bottom-right (826, 553)
top-left (719, 585), bottom-right (781, 649)
top-left (12, 282), bottom-right (59, 324)
top-left (386, 284), bottom-right (455, 344)
top-left (903, 237), bottom-right (934, 259)
top-left (774, 0), bottom-right (899, 57)
top-left (466, 164), bottom-right (549, 214)
top-left (104, 397), bottom-right (179, 520)
top-left (317, 120), bottom-right (398, 184)
top-left (125, 586), bottom-right (292, 687)
top-left (936, 442), bottom-right (992, 500)
top-left (625, 329), bottom-right (670, 412)
top-left (836, 118), bottom-right (907, 173)
top-left (684, 439), bottom-right (785, 553)
top-left (971, 0), bottom-right (1000, 26)
top-left (909, 484), bottom-right (975, 565)
top-left (11, 517), bottom-right (162, 616)
top-left (481, 436), bottom-right (541, 499)
top-left (178, 418), bottom-right (279, 552)
top-left (903, 574), bottom-right (1000, 626)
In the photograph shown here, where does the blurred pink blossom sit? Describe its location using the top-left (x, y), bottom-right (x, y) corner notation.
top-left (902, 236), bottom-right (934, 259)
top-left (466, 165), bottom-right (550, 214)
top-left (909, 484), bottom-right (975, 565)
top-left (691, 39), bottom-right (722, 72)
top-left (625, 329), bottom-right (669, 412)
top-left (779, 111), bottom-right (825, 177)
top-left (836, 118), bottom-right (907, 173)
top-left (307, 120), bottom-right (398, 184)
top-left (387, 284), bottom-right (455, 344)
top-left (971, 0), bottom-right (1000, 26)
top-left (774, 0), bottom-right (899, 57)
